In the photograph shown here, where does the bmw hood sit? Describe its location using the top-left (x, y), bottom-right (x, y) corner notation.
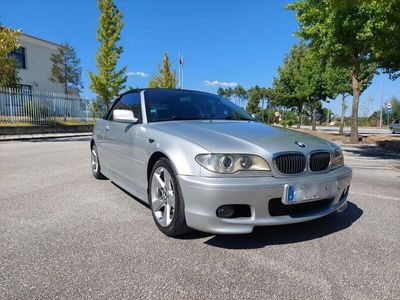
top-left (150, 120), bottom-right (333, 155)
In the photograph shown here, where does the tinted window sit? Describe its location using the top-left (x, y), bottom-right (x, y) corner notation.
top-left (109, 92), bottom-right (141, 121)
top-left (144, 89), bottom-right (253, 123)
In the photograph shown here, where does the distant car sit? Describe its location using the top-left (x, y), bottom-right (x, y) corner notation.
top-left (389, 119), bottom-right (400, 133)
top-left (90, 89), bottom-right (352, 236)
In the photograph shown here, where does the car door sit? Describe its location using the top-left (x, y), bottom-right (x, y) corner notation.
top-left (102, 92), bottom-right (142, 184)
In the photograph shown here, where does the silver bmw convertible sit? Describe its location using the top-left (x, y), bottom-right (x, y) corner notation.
top-left (91, 88), bottom-right (352, 236)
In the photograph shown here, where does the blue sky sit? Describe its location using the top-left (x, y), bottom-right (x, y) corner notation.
top-left (0, 0), bottom-right (398, 115)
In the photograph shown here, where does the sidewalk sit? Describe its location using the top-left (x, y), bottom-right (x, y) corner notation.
top-left (0, 132), bottom-right (92, 141)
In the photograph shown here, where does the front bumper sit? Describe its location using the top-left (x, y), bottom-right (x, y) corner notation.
top-left (178, 166), bottom-right (352, 234)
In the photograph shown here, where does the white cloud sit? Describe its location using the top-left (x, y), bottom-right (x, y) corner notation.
top-left (203, 80), bottom-right (238, 88)
top-left (127, 71), bottom-right (149, 77)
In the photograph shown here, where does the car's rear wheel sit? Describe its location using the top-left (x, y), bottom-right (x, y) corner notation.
top-left (91, 143), bottom-right (106, 179)
top-left (149, 158), bottom-right (191, 237)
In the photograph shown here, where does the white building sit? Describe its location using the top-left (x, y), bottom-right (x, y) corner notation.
top-left (10, 33), bottom-right (65, 93)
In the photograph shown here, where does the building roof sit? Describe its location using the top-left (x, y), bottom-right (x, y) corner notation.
top-left (21, 32), bottom-right (62, 47)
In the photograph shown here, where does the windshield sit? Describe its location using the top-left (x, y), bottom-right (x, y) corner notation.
top-left (144, 89), bottom-right (254, 123)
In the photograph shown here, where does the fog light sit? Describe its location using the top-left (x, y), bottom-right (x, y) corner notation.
top-left (216, 205), bottom-right (236, 218)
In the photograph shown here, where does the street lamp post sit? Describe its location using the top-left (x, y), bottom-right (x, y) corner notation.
top-left (379, 79), bottom-right (384, 128)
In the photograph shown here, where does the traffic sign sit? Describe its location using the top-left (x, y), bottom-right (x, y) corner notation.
top-left (387, 103), bottom-right (392, 109)
top-left (386, 107), bottom-right (393, 114)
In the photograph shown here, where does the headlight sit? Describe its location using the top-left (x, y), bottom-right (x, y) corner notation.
top-left (331, 148), bottom-right (344, 169)
top-left (195, 154), bottom-right (270, 173)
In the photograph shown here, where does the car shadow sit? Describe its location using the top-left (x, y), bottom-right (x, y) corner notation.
top-left (112, 181), bottom-right (363, 249)
top-left (202, 201), bottom-right (363, 249)
top-left (112, 182), bottom-right (150, 209)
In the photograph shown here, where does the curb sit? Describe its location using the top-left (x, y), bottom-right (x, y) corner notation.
top-left (0, 132), bottom-right (92, 142)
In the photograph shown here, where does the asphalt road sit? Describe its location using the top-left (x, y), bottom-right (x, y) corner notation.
top-left (1, 137), bottom-right (399, 299)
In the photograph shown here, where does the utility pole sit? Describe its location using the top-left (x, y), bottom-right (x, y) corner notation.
top-left (379, 78), bottom-right (384, 127)
top-left (261, 97), bottom-right (265, 123)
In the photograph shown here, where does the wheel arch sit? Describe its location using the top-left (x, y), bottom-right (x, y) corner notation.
top-left (147, 151), bottom-right (176, 188)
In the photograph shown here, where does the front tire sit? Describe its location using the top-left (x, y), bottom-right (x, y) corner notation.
top-left (149, 158), bottom-right (191, 237)
top-left (91, 143), bottom-right (106, 179)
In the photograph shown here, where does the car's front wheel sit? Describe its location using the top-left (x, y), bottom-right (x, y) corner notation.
top-left (149, 158), bottom-right (191, 237)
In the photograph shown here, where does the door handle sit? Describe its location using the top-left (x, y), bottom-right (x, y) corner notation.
top-left (105, 125), bottom-right (110, 131)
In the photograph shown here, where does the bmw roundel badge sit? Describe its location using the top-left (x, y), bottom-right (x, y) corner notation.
top-left (295, 141), bottom-right (306, 148)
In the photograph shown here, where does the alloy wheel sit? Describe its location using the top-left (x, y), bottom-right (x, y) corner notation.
top-left (150, 166), bottom-right (176, 227)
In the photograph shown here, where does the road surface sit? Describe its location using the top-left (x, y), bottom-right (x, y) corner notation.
top-left (0, 137), bottom-right (399, 299)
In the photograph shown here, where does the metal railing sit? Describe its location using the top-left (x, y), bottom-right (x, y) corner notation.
top-left (0, 87), bottom-right (95, 125)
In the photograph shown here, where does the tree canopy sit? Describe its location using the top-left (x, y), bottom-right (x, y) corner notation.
top-left (148, 52), bottom-right (177, 89)
top-left (49, 42), bottom-right (82, 94)
top-left (0, 26), bottom-right (21, 88)
top-left (89, 0), bottom-right (127, 110)
top-left (273, 42), bottom-right (332, 130)
top-left (287, 0), bottom-right (400, 141)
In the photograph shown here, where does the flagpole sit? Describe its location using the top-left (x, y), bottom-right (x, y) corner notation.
top-left (181, 54), bottom-right (184, 89)
top-left (178, 53), bottom-right (181, 89)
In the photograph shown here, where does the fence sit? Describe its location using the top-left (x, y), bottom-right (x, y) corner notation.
top-left (0, 87), bottom-right (95, 125)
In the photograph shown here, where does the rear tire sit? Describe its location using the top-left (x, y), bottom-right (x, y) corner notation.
top-left (91, 143), bottom-right (106, 179)
top-left (148, 158), bottom-right (192, 237)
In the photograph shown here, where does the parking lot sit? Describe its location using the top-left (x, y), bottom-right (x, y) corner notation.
top-left (1, 136), bottom-right (399, 299)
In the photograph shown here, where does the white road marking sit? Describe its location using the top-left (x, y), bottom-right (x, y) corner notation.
top-left (350, 191), bottom-right (400, 201)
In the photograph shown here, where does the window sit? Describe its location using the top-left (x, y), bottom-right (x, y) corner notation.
top-left (17, 84), bottom-right (32, 92)
top-left (109, 92), bottom-right (142, 121)
top-left (10, 47), bottom-right (26, 69)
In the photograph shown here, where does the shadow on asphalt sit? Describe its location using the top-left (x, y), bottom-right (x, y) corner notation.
top-left (112, 182), bottom-right (150, 209)
top-left (201, 201), bottom-right (363, 249)
top-left (343, 145), bottom-right (400, 160)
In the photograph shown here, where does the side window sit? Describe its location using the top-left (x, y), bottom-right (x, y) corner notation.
top-left (109, 93), bottom-right (142, 121)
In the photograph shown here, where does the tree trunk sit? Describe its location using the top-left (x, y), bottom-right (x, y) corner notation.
top-left (312, 108), bottom-right (317, 131)
top-left (339, 94), bottom-right (346, 135)
top-left (297, 104), bottom-right (303, 129)
top-left (350, 71), bottom-right (360, 143)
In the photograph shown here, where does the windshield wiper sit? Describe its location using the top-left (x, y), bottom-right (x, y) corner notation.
top-left (171, 116), bottom-right (210, 120)
top-left (153, 116), bottom-right (210, 122)
top-left (224, 116), bottom-right (253, 121)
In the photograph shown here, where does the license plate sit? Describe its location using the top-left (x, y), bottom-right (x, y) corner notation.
top-left (282, 180), bottom-right (338, 204)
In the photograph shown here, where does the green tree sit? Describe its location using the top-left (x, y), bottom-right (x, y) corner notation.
top-left (148, 52), bottom-right (177, 88)
top-left (287, 0), bottom-right (400, 142)
top-left (323, 59), bottom-right (376, 134)
top-left (217, 87), bottom-right (234, 99)
top-left (246, 86), bottom-right (273, 122)
top-left (246, 86), bottom-right (263, 114)
top-left (0, 26), bottom-right (21, 87)
top-left (234, 85), bottom-right (248, 108)
top-left (89, 0), bottom-right (127, 111)
top-left (49, 42), bottom-right (82, 94)
top-left (273, 42), bottom-right (330, 130)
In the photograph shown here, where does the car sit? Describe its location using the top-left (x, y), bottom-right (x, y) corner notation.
top-left (90, 88), bottom-right (352, 236)
top-left (389, 119), bottom-right (400, 133)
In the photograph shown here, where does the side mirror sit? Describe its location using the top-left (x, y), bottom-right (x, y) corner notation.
top-left (113, 109), bottom-right (138, 123)
top-left (251, 113), bottom-right (261, 122)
